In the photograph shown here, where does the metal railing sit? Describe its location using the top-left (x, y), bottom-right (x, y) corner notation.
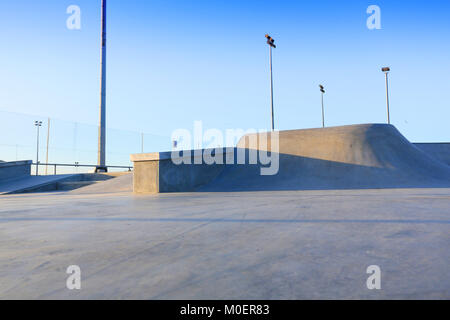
top-left (32, 162), bottom-right (133, 175)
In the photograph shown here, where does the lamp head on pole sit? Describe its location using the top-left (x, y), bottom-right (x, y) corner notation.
top-left (319, 85), bottom-right (325, 93)
top-left (381, 67), bottom-right (390, 73)
top-left (265, 34), bottom-right (276, 48)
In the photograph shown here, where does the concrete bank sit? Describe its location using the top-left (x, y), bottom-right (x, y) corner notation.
top-left (414, 143), bottom-right (450, 166)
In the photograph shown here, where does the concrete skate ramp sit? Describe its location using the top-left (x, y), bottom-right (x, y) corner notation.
top-left (69, 173), bottom-right (133, 194)
top-left (198, 124), bottom-right (450, 191)
top-left (414, 143), bottom-right (450, 166)
top-left (0, 174), bottom-right (76, 195)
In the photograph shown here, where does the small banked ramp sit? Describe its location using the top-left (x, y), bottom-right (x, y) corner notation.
top-left (0, 173), bottom-right (124, 195)
top-left (69, 173), bottom-right (133, 195)
top-left (198, 124), bottom-right (450, 191)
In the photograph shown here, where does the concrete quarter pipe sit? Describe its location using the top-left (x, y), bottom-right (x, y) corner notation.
top-left (197, 124), bottom-right (450, 192)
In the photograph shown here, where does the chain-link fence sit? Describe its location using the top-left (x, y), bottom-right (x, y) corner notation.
top-left (0, 110), bottom-right (171, 175)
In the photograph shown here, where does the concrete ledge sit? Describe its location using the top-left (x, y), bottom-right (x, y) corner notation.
top-left (131, 149), bottom-right (234, 193)
top-left (130, 148), bottom-right (234, 162)
top-left (130, 152), bottom-right (172, 162)
top-left (0, 160), bottom-right (32, 168)
top-left (0, 160), bottom-right (32, 181)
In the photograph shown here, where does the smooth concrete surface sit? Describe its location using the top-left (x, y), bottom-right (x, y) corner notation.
top-left (0, 187), bottom-right (449, 299)
top-left (131, 124), bottom-right (450, 193)
top-left (414, 143), bottom-right (450, 166)
top-left (0, 160), bottom-right (32, 181)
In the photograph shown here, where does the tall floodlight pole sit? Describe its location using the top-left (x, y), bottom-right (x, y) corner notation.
top-left (45, 118), bottom-right (50, 175)
top-left (319, 85), bottom-right (326, 128)
top-left (34, 121), bottom-right (42, 176)
top-left (265, 34), bottom-right (276, 131)
top-left (382, 67), bottom-right (391, 124)
top-left (97, 0), bottom-right (107, 172)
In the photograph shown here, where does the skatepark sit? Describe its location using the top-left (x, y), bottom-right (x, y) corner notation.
top-left (0, 123), bottom-right (449, 299)
top-left (130, 124), bottom-right (450, 193)
top-left (2, 0), bottom-right (450, 304)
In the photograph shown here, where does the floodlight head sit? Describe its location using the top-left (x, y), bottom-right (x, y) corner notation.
top-left (382, 67), bottom-right (390, 72)
top-left (265, 34), bottom-right (276, 48)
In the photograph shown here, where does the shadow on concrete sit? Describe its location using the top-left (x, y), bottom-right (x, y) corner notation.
top-left (197, 151), bottom-right (450, 192)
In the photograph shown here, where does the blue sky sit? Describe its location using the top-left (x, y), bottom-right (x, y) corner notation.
top-left (0, 0), bottom-right (449, 154)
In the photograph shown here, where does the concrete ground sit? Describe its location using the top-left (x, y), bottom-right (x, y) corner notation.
top-left (0, 187), bottom-right (449, 300)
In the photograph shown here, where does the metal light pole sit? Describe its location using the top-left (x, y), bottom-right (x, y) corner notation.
top-left (319, 85), bottom-right (325, 128)
top-left (45, 118), bottom-right (50, 175)
top-left (34, 121), bottom-right (42, 176)
top-left (382, 67), bottom-right (391, 124)
top-left (97, 0), bottom-right (107, 172)
top-left (265, 34), bottom-right (276, 131)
